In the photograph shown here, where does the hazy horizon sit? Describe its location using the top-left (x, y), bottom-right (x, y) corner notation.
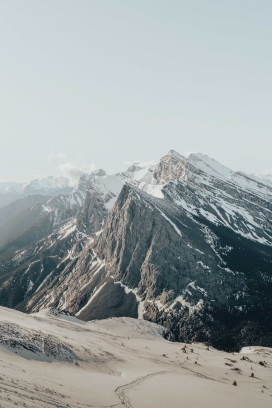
top-left (1, 1), bottom-right (271, 182)
top-left (1, 148), bottom-right (271, 186)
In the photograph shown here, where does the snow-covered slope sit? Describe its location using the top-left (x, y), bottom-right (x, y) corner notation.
top-left (0, 306), bottom-right (271, 408)
top-left (1, 149), bottom-right (272, 353)
top-left (149, 151), bottom-right (272, 246)
top-left (123, 151), bottom-right (272, 244)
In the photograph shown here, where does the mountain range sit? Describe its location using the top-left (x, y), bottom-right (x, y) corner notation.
top-left (0, 176), bottom-right (73, 209)
top-left (0, 150), bottom-right (272, 351)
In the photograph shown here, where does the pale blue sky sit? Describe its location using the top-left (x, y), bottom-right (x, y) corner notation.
top-left (0, 1), bottom-right (272, 182)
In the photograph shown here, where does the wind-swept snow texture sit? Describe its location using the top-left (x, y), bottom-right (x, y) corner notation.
top-left (0, 307), bottom-right (271, 408)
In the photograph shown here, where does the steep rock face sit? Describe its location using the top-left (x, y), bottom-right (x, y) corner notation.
top-left (76, 171), bottom-right (124, 234)
top-left (94, 185), bottom-right (242, 303)
top-left (1, 149), bottom-right (272, 352)
top-left (92, 183), bottom-right (272, 350)
top-left (76, 190), bottom-right (108, 235)
top-left (0, 167), bottom-right (160, 315)
top-left (18, 239), bottom-right (138, 321)
top-left (0, 219), bottom-right (87, 309)
top-left (153, 150), bottom-right (187, 184)
top-left (11, 181), bottom-right (272, 352)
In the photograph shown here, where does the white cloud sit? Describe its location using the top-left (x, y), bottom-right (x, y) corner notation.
top-left (47, 151), bottom-right (96, 185)
top-left (47, 151), bottom-right (68, 164)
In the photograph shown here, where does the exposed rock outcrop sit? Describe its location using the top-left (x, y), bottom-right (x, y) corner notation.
top-left (1, 149), bottom-right (272, 351)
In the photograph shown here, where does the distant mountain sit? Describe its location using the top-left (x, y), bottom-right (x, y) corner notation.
top-left (0, 182), bottom-right (22, 194)
top-left (0, 172), bottom-right (104, 250)
top-left (0, 176), bottom-right (73, 209)
top-left (0, 150), bottom-right (272, 351)
top-left (0, 195), bottom-right (51, 228)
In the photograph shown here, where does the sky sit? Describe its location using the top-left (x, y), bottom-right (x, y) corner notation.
top-left (0, 0), bottom-right (272, 183)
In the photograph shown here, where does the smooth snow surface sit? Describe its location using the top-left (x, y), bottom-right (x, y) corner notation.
top-left (189, 152), bottom-right (233, 179)
top-left (0, 307), bottom-right (271, 408)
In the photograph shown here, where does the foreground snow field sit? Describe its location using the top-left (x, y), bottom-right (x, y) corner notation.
top-left (0, 307), bottom-right (271, 408)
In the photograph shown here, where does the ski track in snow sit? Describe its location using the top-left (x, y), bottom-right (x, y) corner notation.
top-left (0, 307), bottom-right (271, 408)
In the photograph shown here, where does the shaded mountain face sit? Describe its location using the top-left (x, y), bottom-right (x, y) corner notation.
top-left (0, 170), bottom-right (116, 252)
top-left (0, 195), bottom-right (54, 248)
top-left (0, 150), bottom-right (272, 351)
top-left (0, 195), bottom-right (52, 228)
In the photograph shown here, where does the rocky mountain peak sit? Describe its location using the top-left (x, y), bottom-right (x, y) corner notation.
top-left (168, 149), bottom-right (186, 160)
top-left (1, 149), bottom-right (272, 352)
top-left (153, 149), bottom-right (187, 184)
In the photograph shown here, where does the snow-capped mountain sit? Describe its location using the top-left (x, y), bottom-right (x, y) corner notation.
top-left (0, 150), bottom-right (272, 351)
top-left (0, 169), bottom-right (125, 250)
top-left (164, 151), bottom-right (272, 245)
top-left (18, 176), bottom-right (72, 194)
top-left (0, 176), bottom-right (73, 209)
top-left (0, 182), bottom-right (22, 194)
